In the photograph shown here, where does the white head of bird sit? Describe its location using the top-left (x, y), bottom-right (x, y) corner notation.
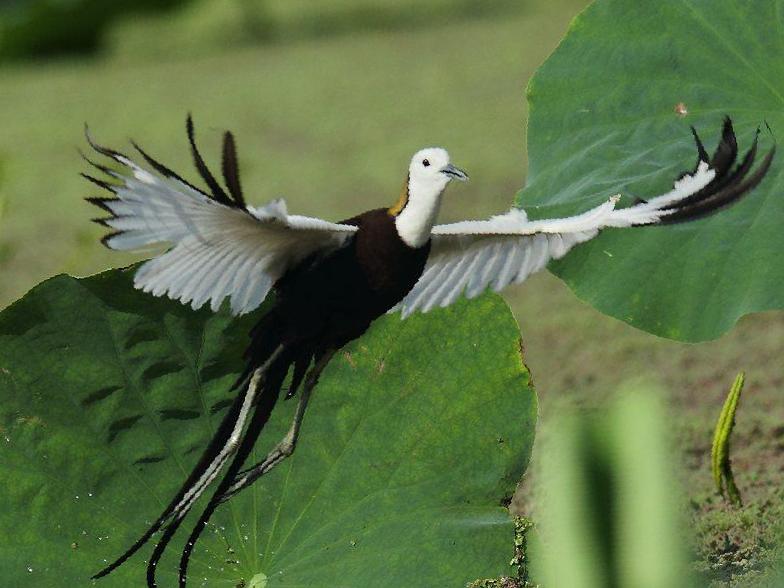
top-left (394, 147), bottom-right (468, 249)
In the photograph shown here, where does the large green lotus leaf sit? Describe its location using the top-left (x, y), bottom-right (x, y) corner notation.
top-left (518, 0), bottom-right (783, 342)
top-left (0, 269), bottom-right (535, 587)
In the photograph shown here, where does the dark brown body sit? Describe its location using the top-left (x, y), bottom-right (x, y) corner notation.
top-left (242, 208), bottom-right (430, 381)
top-left (279, 208), bottom-right (430, 347)
top-left (171, 207), bottom-right (431, 584)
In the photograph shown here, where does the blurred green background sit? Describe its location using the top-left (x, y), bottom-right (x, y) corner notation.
top-left (1, 1), bottom-right (782, 584)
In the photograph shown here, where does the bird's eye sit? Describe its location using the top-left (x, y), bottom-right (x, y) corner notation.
top-left (422, 159), bottom-right (430, 167)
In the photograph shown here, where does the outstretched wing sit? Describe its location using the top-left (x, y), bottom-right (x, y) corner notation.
top-left (394, 118), bottom-right (774, 318)
top-left (84, 117), bottom-right (357, 315)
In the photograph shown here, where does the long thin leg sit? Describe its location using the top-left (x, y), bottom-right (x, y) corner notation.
top-left (219, 348), bottom-right (336, 502)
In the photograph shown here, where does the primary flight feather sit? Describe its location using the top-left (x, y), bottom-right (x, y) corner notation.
top-left (83, 115), bottom-right (773, 587)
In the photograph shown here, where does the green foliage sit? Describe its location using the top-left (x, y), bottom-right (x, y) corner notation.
top-left (106, 0), bottom-right (524, 61)
top-left (518, 0), bottom-right (783, 342)
top-left (484, 379), bottom-right (784, 587)
top-left (256, 0), bottom-right (521, 41)
top-left (0, 157), bottom-right (5, 221)
top-left (0, 270), bottom-right (535, 586)
top-left (712, 372), bottom-right (744, 506)
top-left (467, 517), bottom-right (537, 588)
top-left (0, 0), bottom-right (190, 59)
top-left (0, 0), bottom-right (528, 62)
top-left (532, 387), bottom-right (693, 588)
top-left (692, 497), bottom-right (784, 586)
top-left (0, 158), bottom-right (7, 265)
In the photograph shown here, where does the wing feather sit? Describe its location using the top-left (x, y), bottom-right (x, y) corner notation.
top-left (422, 253), bottom-right (473, 313)
top-left (84, 122), bottom-right (357, 315)
top-left (185, 244), bottom-right (237, 308)
top-left (492, 239), bottom-right (521, 291)
top-left (512, 241), bottom-right (534, 285)
top-left (395, 119), bottom-right (772, 318)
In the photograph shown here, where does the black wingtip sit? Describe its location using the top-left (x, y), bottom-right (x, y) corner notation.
top-left (185, 114), bottom-right (234, 207)
top-left (85, 196), bottom-right (117, 214)
top-left (764, 119), bottom-right (774, 136)
top-left (222, 130), bottom-right (246, 208)
top-left (185, 113), bottom-right (198, 156)
top-left (78, 148), bottom-right (116, 177)
top-left (763, 120), bottom-right (777, 151)
top-left (711, 116), bottom-right (738, 172)
top-left (83, 124), bottom-right (103, 155)
top-left (99, 231), bottom-right (122, 249)
top-left (720, 116), bottom-right (735, 145)
top-left (91, 217), bottom-right (114, 228)
top-left (185, 113), bottom-right (195, 143)
top-left (690, 125), bottom-right (709, 164)
top-left (130, 138), bottom-right (207, 198)
top-left (82, 149), bottom-right (125, 249)
top-left (81, 172), bottom-right (116, 193)
top-left (84, 124), bottom-right (133, 164)
top-left (659, 118), bottom-right (776, 224)
top-left (745, 143), bottom-right (776, 190)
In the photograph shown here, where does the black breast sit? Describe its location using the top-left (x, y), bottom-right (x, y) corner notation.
top-left (351, 208), bottom-right (431, 308)
top-left (272, 208), bottom-right (430, 351)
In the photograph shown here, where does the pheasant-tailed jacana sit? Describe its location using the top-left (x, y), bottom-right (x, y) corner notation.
top-left (83, 115), bottom-right (773, 587)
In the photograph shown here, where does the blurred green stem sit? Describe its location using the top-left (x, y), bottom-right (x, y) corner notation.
top-left (712, 372), bottom-right (745, 506)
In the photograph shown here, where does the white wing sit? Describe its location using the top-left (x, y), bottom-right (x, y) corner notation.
top-left (395, 118), bottom-right (774, 319)
top-left (84, 126), bottom-right (357, 315)
top-left (392, 196), bottom-right (623, 318)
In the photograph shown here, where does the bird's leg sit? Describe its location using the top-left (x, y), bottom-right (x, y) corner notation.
top-left (219, 348), bottom-right (336, 502)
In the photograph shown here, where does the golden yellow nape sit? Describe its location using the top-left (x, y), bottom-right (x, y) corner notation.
top-left (387, 175), bottom-right (410, 216)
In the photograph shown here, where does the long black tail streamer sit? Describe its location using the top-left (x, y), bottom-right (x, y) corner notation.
top-left (175, 351), bottom-right (293, 587)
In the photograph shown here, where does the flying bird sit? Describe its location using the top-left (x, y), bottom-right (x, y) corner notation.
top-left (83, 115), bottom-right (773, 587)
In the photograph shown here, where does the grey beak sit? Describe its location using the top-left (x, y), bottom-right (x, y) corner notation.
top-left (441, 163), bottom-right (469, 182)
